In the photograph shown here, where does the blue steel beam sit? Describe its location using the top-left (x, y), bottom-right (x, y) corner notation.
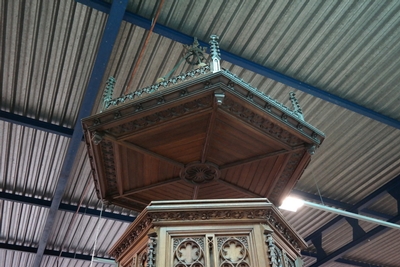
top-left (32, 1), bottom-right (128, 267)
top-left (0, 110), bottom-right (73, 138)
top-left (77, 0), bottom-right (400, 129)
top-left (0, 191), bottom-right (135, 223)
top-left (304, 174), bottom-right (400, 243)
top-left (309, 213), bottom-right (400, 267)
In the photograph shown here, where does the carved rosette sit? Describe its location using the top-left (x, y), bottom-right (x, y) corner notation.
top-left (180, 162), bottom-right (220, 184)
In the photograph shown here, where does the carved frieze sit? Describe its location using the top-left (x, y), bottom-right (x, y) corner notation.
top-left (108, 95), bottom-right (213, 137)
top-left (220, 97), bottom-right (304, 147)
top-left (100, 140), bottom-right (118, 194)
top-left (148, 209), bottom-right (300, 250)
top-left (268, 151), bottom-right (306, 204)
top-left (110, 215), bottom-right (153, 259)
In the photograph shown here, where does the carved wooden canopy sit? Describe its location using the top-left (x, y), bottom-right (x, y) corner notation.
top-left (82, 67), bottom-right (324, 211)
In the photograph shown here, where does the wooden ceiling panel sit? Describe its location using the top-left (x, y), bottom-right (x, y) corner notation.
top-left (197, 181), bottom-right (252, 199)
top-left (206, 113), bottom-right (281, 165)
top-left (132, 181), bottom-right (195, 202)
top-left (117, 145), bottom-right (181, 190)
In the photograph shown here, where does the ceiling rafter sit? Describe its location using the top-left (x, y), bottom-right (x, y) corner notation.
top-left (304, 174), bottom-right (400, 243)
top-left (0, 191), bottom-right (135, 222)
top-left (0, 242), bottom-right (114, 263)
top-left (0, 110), bottom-right (73, 138)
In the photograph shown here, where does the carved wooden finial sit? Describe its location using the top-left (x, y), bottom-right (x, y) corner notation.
top-left (289, 92), bottom-right (304, 120)
top-left (102, 76), bottom-right (116, 111)
top-left (209, 34), bottom-right (221, 72)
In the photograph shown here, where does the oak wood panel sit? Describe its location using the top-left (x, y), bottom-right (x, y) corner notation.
top-left (125, 113), bottom-right (210, 149)
top-left (198, 181), bottom-right (251, 199)
top-left (207, 113), bottom-right (281, 165)
top-left (120, 146), bottom-right (181, 189)
top-left (133, 181), bottom-right (194, 201)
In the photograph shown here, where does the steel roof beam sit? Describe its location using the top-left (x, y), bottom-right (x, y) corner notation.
top-left (309, 213), bottom-right (400, 266)
top-left (305, 174), bottom-right (400, 242)
top-left (291, 189), bottom-right (393, 220)
top-left (0, 110), bottom-right (73, 138)
top-left (32, 1), bottom-right (128, 267)
top-left (0, 242), bottom-right (113, 263)
top-left (77, 0), bottom-right (400, 129)
top-left (1, 191), bottom-right (135, 222)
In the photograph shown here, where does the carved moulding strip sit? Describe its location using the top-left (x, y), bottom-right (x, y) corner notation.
top-left (266, 234), bottom-right (296, 267)
top-left (110, 214), bottom-right (153, 259)
top-left (147, 235), bottom-right (157, 267)
top-left (268, 151), bottom-right (306, 204)
top-left (100, 139), bottom-right (118, 195)
top-left (219, 96), bottom-right (304, 147)
top-left (107, 95), bottom-right (213, 137)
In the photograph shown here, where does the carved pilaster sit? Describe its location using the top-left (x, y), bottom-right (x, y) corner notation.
top-left (147, 234), bottom-right (157, 267)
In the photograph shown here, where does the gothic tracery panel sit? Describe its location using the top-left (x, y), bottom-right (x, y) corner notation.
top-left (173, 237), bottom-right (206, 267)
top-left (217, 236), bottom-right (251, 267)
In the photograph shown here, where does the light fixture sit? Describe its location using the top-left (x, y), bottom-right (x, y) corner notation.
top-left (280, 196), bottom-right (400, 230)
top-left (280, 196), bottom-right (304, 212)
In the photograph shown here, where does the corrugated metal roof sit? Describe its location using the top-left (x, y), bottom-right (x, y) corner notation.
top-left (0, 200), bottom-right (48, 247)
top-left (0, 121), bottom-right (69, 199)
top-left (0, 250), bottom-right (34, 267)
top-left (2, 0), bottom-right (400, 266)
top-left (47, 211), bottom-right (130, 258)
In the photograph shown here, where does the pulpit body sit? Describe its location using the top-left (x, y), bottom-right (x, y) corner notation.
top-left (82, 35), bottom-right (325, 267)
top-left (110, 199), bottom-right (306, 267)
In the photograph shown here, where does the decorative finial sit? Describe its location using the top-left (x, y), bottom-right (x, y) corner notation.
top-left (156, 37), bottom-right (207, 83)
top-left (209, 34), bottom-right (221, 72)
top-left (289, 92), bottom-right (304, 120)
top-left (102, 77), bottom-right (116, 111)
